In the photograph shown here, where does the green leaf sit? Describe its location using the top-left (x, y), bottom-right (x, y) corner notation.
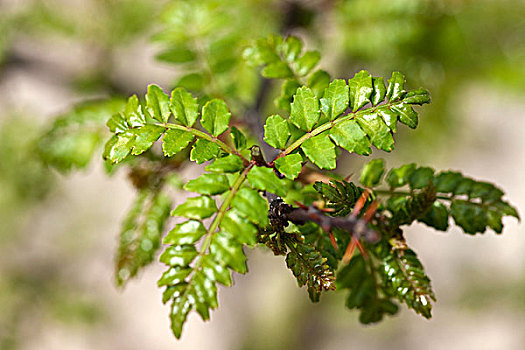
top-left (276, 80), bottom-right (301, 112)
top-left (201, 255), bottom-right (232, 286)
top-left (419, 202), bottom-right (449, 231)
top-left (38, 98), bottom-right (126, 172)
top-left (170, 87), bottom-right (199, 127)
top-left (403, 88), bottom-right (431, 105)
top-left (116, 191), bottom-right (171, 286)
top-left (262, 61), bottom-right (294, 79)
top-left (162, 129), bottom-right (194, 157)
top-left (293, 50), bottom-right (320, 76)
top-left (169, 292), bottom-right (192, 338)
top-left (172, 196), bottom-right (217, 220)
top-left (131, 125), bottom-right (164, 155)
top-left (320, 79), bottom-right (349, 120)
top-left (284, 237), bottom-right (335, 301)
top-left (391, 104), bottom-right (418, 129)
top-left (205, 155), bottom-right (244, 173)
top-left (386, 163), bottom-right (416, 188)
top-left (450, 200), bottom-right (487, 234)
top-left (158, 267), bottom-right (192, 287)
top-left (378, 107), bottom-right (398, 133)
top-left (377, 245), bottom-right (435, 318)
top-left (230, 126), bottom-right (247, 151)
top-left (107, 114), bottom-right (129, 134)
top-left (247, 166), bottom-right (286, 197)
top-left (103, 132), bottom-right (134, 164)
top-left (371, 77), bottom-right (386, 106)
top-left (220, 210), bottom-right (257, 246)
top-left (146, 84), bottom-right (171, 123)
top-left (159, 245), bottom-right (198, 267)
top-left (264, 114), bottom-right (290, 149)
top-left (156, 45), bottom-right (196, 63)
top-left (274, 154), bottom-right (303, 180)
top-left (349, 70), bottom-right (374, 112)
top-left (361, 159), bottom-right (385, 187)
top-left (356, 113), bottom-right (395, 151)
top-left (314, 180), bottom-right (363, 216)
top-left (123, 95), bottom-right (146, 128)
top-left (210, 231), bottom-right (247, 273)
top-left (243, 38), bottom-right (279, 66)
top-left (308, 70), bottom-right (331, 97)
top-left (231, 188), bottom-right (269, 225)
top-left (201, 99), bottom-right (231, 137)
top-left (329, 120), bottom-right (371, 155)
top-left (301, 132), bottom-right (336, 170)
top-left (282, 36), bottom-right (303, 62)
top-left (190, 139), bottom-right (221, 164)
top-left (336, 256), bottom-right (398, 324)
top-left (163, 220), bottom-right (207, 245)
top-left (290, 87), bottom-right (320, 131)
top-left (386, 72), bottom-right (406, 101)
top-left (177, 73), bottom-right (204, 91)
top-left (408, 167), bottom-right (435, 189)
top-left (184, 173), bottom-right (231, 195)
top-left (433, 171), bottom-right (463, 193)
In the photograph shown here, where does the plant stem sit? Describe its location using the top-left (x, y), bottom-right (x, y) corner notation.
top-left (156, 122), bottom-right (250, 165)
top-left (274, 98), bottom-right (406, 160)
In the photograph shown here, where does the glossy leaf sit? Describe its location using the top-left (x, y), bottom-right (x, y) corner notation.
top-left (329, 120), bottom-right (371, 155)
top-left (247, 166), bottom-right (286, 197)
top-left (320, 79), bottom-right (349, 120)
top-left (170, 87), bottom-right (199, 127)
top-left (201, 99), bottom-right (231, 137)
top-left (231, 188), bottom-right (269, 225)
top-left (391, 104), bottom-right (418, 129)
top-left (171, 196), bottom-right (217, 220)
top-left (386, 72), bottom-right (406, 101)
top-left (301, 132), bottom-right (336, 170)
top-left (131, 125), bottom-right (164, 155)
top-left (184, 173), bottom-right (231, 195)
top-left (264, 114), bottom-right (290, 150)
top-left (290, 87), bottom-right (320, 132)
top-left (163, 220), bottom-right (207, 245)
top-left (205, 155), bottom-right (244, 173)
top-left (349, 70), bottom-right (373, 112)
top-left (220, 210), bottom-right (257, 246)
top-left (190, 139), bottom-right (221, 164)
top-left (163, 129), bottom-right (194, 157)
top-left (146, 84), bottom-right (171, 123)
top-left (274, 153), bottom-right (303, 180)
top-left (371, 77), bottom-right (386, 106)
top-left (356, 113), bottom-right (394, 151)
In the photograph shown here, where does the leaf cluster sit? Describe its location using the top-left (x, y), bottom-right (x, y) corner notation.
top-left (34, 30), bottom-right (520, 341)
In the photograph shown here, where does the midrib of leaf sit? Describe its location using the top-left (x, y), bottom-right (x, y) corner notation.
top-left (274, 98), bottom-right (406, 162)
top-left (155, 122), bottom-right (249, 165)
top-left (174, 162), bottom-right (254, 305)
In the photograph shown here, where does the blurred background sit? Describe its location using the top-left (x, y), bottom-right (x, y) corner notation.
top-left (0, 0), bottom-right (524, 349)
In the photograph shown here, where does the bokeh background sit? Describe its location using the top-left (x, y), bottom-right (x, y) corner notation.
top-left (0, 0), bottom-right (524, 349)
